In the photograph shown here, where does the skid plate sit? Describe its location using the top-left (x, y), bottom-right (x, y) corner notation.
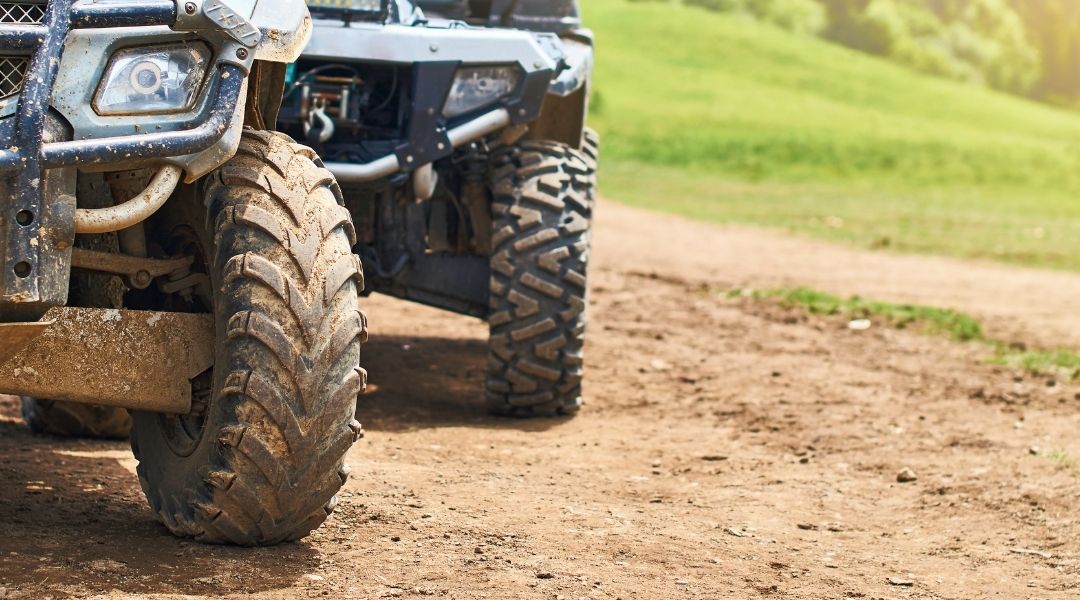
top-left (0, 307), bottom-right (213, 413)
top-left (0, 319), bottom-right (53, 365)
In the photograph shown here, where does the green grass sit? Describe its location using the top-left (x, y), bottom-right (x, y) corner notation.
top-left (734, 286), bottom-right (1080, 377)
top-left (991, 349), bottom-right (1080, 379)
top-left (734, 286), bottom-right (984, 341)
top-left (778, 287), bottom-right (983, 341)
top-left (1042, 450), bottom-right (1077, 469)
top-left (1033, 449), bottom-right (1080, 476)
top-left (585, 0), bottom-right (1080, 270)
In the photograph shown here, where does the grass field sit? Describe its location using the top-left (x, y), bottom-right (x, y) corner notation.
top-left (729, 286), bottom-right (1080, 379)
top-left (584, 0), bottom-right (1080, 271)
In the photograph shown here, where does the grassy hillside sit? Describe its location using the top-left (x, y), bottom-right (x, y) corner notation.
top-left (584, 0), bottom-right (1080, 270)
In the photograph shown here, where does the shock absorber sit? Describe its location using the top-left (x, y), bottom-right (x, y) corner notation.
top-left (457, 143), bottom-right (492, 253)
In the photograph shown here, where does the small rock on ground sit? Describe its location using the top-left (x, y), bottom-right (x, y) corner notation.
top-left (896, 467), bottom-right (918, 483)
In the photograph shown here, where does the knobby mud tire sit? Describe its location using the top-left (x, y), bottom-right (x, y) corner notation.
top-left (486, 139), bottom-right (595, 417)
top-left (129, 129), bottom-right (368, 545)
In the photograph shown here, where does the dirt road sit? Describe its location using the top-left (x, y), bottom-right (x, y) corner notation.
top-left (2, 201), bottom-right (1080, 599)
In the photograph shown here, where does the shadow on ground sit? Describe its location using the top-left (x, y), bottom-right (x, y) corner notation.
top-left (0, 407), bottom-right (318, 597)
top-left (0, 332), bottom-right (569, 596)
top-left (359, 334), bottom-right (572, 433)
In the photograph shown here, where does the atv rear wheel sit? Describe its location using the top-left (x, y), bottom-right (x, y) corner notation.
top-left (21, 398), bottom-right (131, 439)
top-left (130, 130), bottom-right (367, 545)
top-left (485, 139), bottom-right (595, 417)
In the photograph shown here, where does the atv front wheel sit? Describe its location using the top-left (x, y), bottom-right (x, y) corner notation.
top-left (485, 139), bottom-right (594, 417)
top-left (130, 130), bottom-right (367, 545)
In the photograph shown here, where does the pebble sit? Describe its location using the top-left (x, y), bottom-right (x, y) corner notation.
top-left (847, 319), bottom-right (872, 331)
top-left (896, 467), bottom-right (918, 483)
top-left (536, 572), bottom-right (555, 579)
top-left (302, 574), bottom-right (324, 582)
top-left (887, 577), bottom-right (914, 587)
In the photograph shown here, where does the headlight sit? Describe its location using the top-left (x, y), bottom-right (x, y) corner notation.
top-left (93, 43), bottom-right (211, 116)
top-left (442, 65), bottom-right (521, 119)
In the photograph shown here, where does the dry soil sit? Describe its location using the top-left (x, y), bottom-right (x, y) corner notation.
top-left (1, 202), bottom-right (1079, 599)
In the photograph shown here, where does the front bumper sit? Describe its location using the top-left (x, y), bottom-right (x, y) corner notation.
top-left (296, 18), bottom-right (585, 182)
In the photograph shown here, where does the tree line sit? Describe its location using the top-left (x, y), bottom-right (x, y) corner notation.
top-left (682, 0), bottom-right (1080, 107)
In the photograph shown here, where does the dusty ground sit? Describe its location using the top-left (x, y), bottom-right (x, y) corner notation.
top-left (2, 201), bottom-right (1080, 599)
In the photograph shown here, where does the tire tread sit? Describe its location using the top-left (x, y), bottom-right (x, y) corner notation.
top-left (486, 133), bottom-right (597, 417)
top-left (130, 129), bottom-right (366, 545)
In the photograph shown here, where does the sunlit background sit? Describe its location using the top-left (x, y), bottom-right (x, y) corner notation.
top-left (587, 0), bottom-right (1080, 270)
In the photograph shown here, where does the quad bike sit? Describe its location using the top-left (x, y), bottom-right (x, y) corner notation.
top-left (0, 0), bottom-right (368, 544)
top-left (279, 0), bottom-right (596, 417)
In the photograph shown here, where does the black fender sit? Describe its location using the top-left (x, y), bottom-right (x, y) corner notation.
top-left (244, 60), bottom-right (289, 130)
top-left (528, 33), bottom-right (593, 148)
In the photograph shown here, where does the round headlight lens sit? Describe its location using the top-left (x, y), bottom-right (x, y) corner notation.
top-left (129, 61), bottom-right (163, 95)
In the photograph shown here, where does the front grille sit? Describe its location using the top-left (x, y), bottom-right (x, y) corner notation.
top-left (0, 1), bottom-right (45, 101)
top-left (0, 56), bottom-right (27, 98)
top-left (0, 1), bottom-right (45, 24)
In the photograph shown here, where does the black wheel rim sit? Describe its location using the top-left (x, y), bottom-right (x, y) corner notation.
top-left (156, 221), bottom-right (214, 457)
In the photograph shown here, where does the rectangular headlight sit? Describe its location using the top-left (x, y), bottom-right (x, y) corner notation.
top-left (442, 65), bottom-right (521, 119)
top-left (93, 43), bottom-right (211, 116)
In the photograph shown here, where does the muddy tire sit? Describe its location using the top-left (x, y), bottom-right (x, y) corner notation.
top-left (21, 398), bottom-right (131, 439)
top-left (130, 130), bottom-right (367, 545)
top-left (486, 139), bottom-right (594, 417)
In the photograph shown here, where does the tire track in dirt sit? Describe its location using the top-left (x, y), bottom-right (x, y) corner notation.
top-left (596, 202), bottom-right (1080, 350)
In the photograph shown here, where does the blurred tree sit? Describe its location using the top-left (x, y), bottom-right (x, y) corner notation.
top-left (1006, 0), bottom-right (1080, 105)
top-left (820, 0), bottom-right (891, 54)
top-left (759, 0), bottom-right (828, 34)
top-left (686, 0), bottom-right (827, 34)
top-left (682, 0), bottom-right (1080, 104)
top-left (819, 0), bottom-right (1038, 94)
